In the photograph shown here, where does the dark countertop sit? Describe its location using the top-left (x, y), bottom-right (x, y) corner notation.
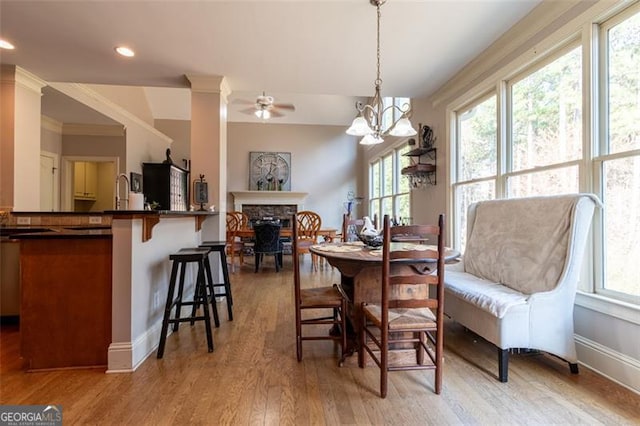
top-left (1, 226), bottom-right (112, 240)
top-left (3, 211), bottom-right (216, 241)
top-left (10, 210), bottom-right (218, 216)
top-left (105, 210), bottom-right (218, 216)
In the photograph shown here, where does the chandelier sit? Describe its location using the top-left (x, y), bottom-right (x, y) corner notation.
top-left (346, 0), bottom-right (417, 145)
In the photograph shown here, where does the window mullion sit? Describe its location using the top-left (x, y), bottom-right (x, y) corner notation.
top-left (497, 79), bottom-right (508, 198)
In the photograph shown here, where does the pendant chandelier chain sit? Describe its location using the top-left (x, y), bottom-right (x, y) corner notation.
top-left (345, 0), bottom-right (417, 143)
top-left (375, 2), bottom-right (382, 88)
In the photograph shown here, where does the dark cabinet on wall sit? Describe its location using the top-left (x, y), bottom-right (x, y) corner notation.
top-left (142, 163), bottom-right (189, 211)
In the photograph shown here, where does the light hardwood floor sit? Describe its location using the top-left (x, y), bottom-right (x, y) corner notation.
top-left (1, 255), bottom-right (639, 425)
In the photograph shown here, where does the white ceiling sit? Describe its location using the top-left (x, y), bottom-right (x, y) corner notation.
top-left (0, 0), bottom-right (541, 126)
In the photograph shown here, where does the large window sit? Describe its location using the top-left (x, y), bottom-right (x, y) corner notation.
top-left (598, 8), bottom-right (640, 299)
top-left (369, 143), bottom-right (411, 225)
top-left (453, 95), bottom-right (497, 250)
top-left (450, 5), bottom-right (640, 304)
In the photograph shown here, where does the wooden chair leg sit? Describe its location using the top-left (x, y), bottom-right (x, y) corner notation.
top-left (358, 311), bottom-right (365, 368)
top-left (339, 300), bottom-right (347, 367)
top-left (380, 330), bottom-right (388, 398)
top-left (417, 331), bottom-right (425, 365)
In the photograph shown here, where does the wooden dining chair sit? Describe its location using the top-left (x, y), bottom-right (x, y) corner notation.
top-left (359, 214), bottom-right (446, 398)
top-left (292, 214), bottom-right (348, 365)
top-left (225, 212), bottom-right (246, 272)
top-left (295, 210), bottom-right (322, 271)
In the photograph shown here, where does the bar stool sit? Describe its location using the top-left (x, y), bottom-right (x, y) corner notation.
top-left (157, 248), bottom-right (218, 359)
top-left (200, 241), bottom-right (234, 321)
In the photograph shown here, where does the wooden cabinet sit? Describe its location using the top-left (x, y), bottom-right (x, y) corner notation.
top-left (142, 163), bottom-right (189, 211)
top-left (74, 161), bottom-right (98, 200)
top-left (401, 147), bottom-right (436, 187)
top-left (20, 237), bottom-right (112, 370)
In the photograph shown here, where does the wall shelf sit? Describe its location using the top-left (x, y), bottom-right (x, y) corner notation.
top-left (402, 147), bottom-right (436, 187)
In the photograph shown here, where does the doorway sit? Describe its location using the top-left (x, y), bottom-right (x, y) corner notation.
top-left (39, 151), bottom-right (60, 212)
top-left (61, 156), bottom-right (119, 212)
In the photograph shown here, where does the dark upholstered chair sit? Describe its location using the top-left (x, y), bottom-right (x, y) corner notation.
top-left (253, 221), bottom-right (283, 272)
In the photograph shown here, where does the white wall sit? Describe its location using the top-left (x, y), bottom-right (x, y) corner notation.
top-left (154, 119), bottom-right (191, 170)
top-left (109, 216), bottom-right (202, 372)
top-left (62, 133), bottom-right (126, 171)
top-left (41, 116), bottom-right (63, 156)
top-left (227, 122), bottom-right (360, 230)
top-left (47, 82), bottom-right (173, 178)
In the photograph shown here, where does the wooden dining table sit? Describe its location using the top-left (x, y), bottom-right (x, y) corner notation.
top-left (309, 241), bottom-right (460, 356)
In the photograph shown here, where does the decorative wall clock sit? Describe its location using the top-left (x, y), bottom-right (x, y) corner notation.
top-left (249, 152), bottom-right (291, 191)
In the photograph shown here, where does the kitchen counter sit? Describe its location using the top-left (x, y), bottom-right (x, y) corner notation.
top-left (106, 210), bottom-right (217, 242)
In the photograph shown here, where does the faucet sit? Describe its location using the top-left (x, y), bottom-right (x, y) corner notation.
top-left (115, 173), bottom-right (130, 210)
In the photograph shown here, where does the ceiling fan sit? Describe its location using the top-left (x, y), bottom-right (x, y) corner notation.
top-left (235, 92), bottom-right (295, 119)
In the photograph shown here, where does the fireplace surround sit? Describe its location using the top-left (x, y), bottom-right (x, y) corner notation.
top-left (231, 191), bottom-right (309, 226)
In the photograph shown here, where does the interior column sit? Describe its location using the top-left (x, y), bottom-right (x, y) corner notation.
top-left (186, 75), bottom-right (230, 240)
top-left (0, 65), bottom-right (46, 211)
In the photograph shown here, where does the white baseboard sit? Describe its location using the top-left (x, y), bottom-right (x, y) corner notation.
top-left (575, 334), bottom-right (640, 395)
top-left (106, 342), bottom-right (134, 373)
top-left (107, 320), bottom-right (165, 373)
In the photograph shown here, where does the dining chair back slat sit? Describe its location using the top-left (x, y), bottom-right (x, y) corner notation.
top-left (296, 211), bottom-right (322, 271)
top-left (226, 212), bottom-right (247, 272)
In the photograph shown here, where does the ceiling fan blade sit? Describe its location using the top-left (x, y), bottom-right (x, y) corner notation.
top-left (272, 103), bottom-right (295, 111)
top-left (232, 98), bottom-right (255, 105)
top-left (239, 107), bottom-right (257, 115)
top-left (268, 110), bottom-right (285, 118)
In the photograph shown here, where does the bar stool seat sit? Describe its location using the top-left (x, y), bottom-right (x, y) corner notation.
top-left (157, 248), bottom-right (218, 359)
top-left (200, 241), bottom-right (234, 321)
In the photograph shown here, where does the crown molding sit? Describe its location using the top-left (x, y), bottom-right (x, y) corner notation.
top-left (41, 115), bottom-right (63, 133)
top-left (0, 65), bottom-right (47, 93)
top-left (48, 82), bottom-right (173, 145)
top-left (62, 123), bottom-right (125, 136)
top-left (186, 74), bottom-right (231, 98)
top-left (431, 1), bottom-right (581, 107)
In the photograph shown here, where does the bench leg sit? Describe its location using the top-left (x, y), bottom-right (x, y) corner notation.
top-left (569, 362), bottom-right (579, 374)
top-left (498, 348), bottom-right (509, 382)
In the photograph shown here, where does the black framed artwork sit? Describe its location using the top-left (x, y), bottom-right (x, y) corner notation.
top-left (194, 180), bottom-right (208, 204)
top-left (130, 172), bottom-right (142, 193)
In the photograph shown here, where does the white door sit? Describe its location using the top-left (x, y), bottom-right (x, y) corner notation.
top-left (40, 152), bottom-right (59, 211)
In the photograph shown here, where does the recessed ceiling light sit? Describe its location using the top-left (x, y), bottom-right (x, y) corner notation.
top-left (0, 39), bottom-right (15, 50)
top-left (115, 46), bottom-right (135, 57)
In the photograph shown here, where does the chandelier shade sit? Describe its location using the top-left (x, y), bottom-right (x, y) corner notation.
top-left (347, 0), bottom-right (417, 142)
top-left (359, 133), bottom-right (384, 145)
top-left (346, 116), bottom-right (374, 136)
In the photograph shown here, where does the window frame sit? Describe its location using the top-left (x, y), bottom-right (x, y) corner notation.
top-left (369, 141), bottom-right (412, 225)
top-left (447, 2), bottom-right (640, 311)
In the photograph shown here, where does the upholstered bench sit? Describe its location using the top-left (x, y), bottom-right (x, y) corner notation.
top-left (444, 194), bottom-right (599, 382)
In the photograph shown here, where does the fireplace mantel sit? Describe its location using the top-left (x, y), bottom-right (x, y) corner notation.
top-left (231, 191), bottom-right (308, 211)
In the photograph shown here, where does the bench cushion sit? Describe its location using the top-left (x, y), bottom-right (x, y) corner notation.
top-left (445, 270), bottom-right (529, 318)
top-left (464, 195), bottom-right (579, 294)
